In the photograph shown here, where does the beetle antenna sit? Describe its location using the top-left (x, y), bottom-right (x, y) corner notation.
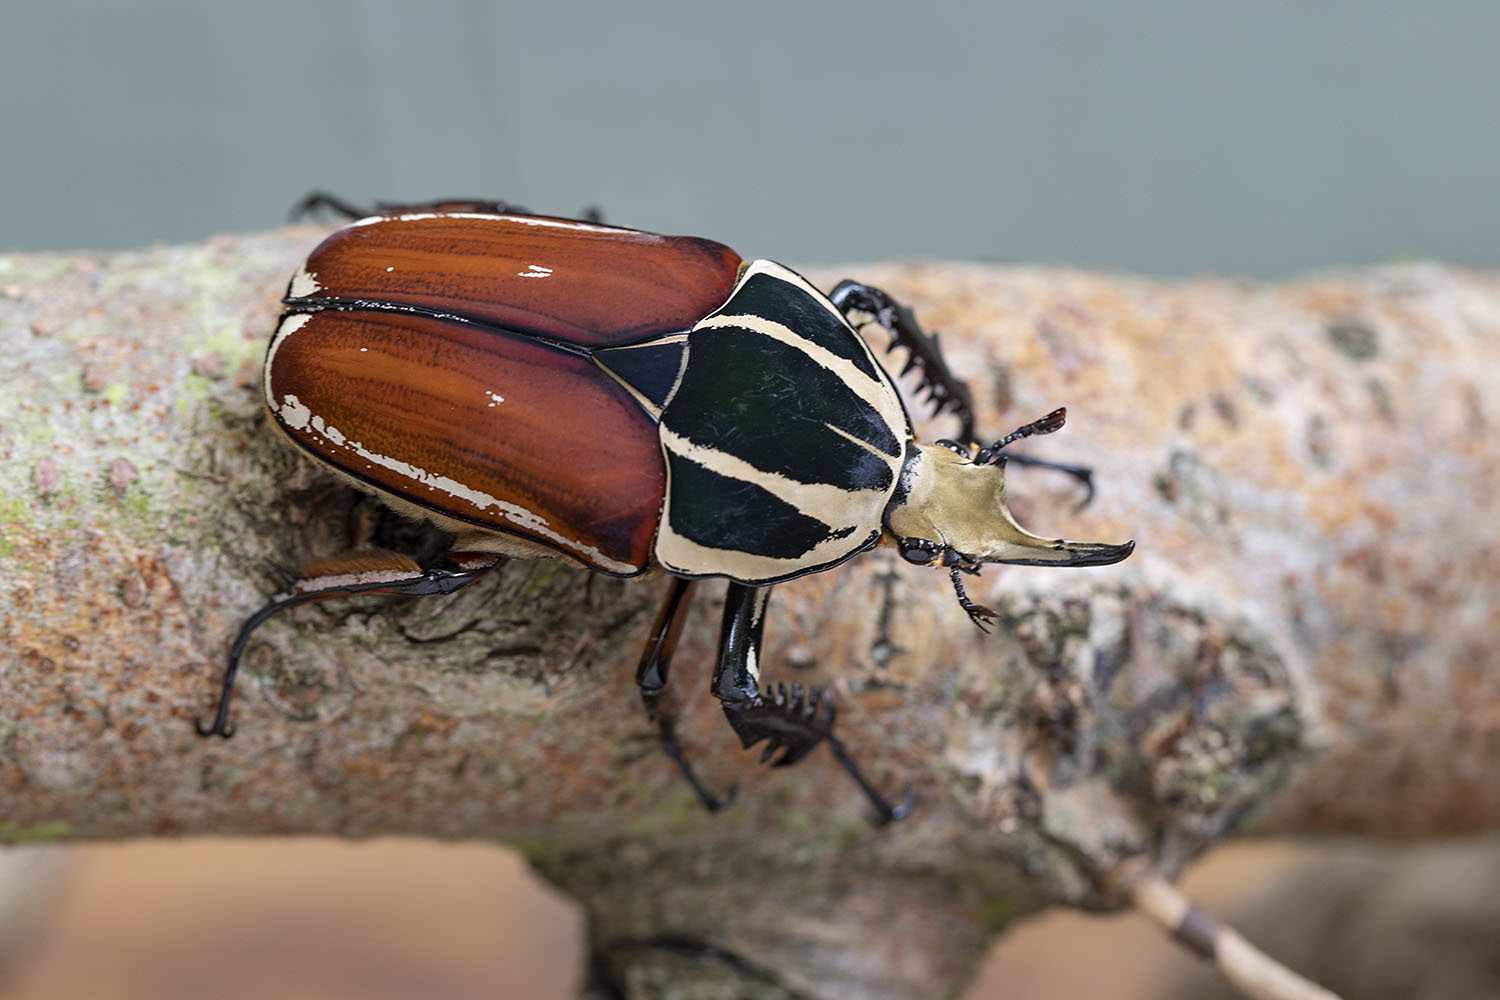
top-left (973, 407), bottom-right (1097, 509)
top-left (975, 407), bottom-right (1067, 465)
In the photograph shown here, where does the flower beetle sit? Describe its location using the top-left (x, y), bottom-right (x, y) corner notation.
top-left (198, 198), bottom-right (1133, 823)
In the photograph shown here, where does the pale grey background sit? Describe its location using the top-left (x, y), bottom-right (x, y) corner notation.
top-left (2, 1), bottom-right (1496, 276)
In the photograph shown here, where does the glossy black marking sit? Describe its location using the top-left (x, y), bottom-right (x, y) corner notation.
top-left (665, 455), bottom-right (857, 560)
top-left (716, 268), bottom-right (881, 380)
top-left (596, 339), bottom-right (688, 411)
top-left (665, 326), bottom-right (899, 489)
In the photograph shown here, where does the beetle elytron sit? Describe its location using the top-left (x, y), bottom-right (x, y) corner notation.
top-left (198, 197), bottom-right (1134, 822)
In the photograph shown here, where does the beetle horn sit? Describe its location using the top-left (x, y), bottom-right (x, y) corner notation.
top-left (885, 443), bottom-right (1134, 568)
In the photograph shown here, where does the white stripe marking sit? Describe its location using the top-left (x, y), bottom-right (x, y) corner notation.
top-left (655, 518), bottom-right (879, 584)
top-left (346, 212), bottom-right (636, 236)
top-left (265, 313), bottom-right (636, 574)
top-left (660, 426), bottom-right (891, 530)
top-left (274, 397), bottom-right (638, 575)
top-left (695, 311), bottom-right (906, 441)
top-left (264, 313), bottom-right (312, 413)
top-left (288, 265), bottom-right (321, 299)
top-left (696, 259), bottom-right (910, 444)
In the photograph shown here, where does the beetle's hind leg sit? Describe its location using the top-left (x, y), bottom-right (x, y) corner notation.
top-left (289, 192), bottom-right (535, 222)
top-left (635, 578), bottom-right (736, 811)
top-left (711, 584), bottom-right (914, 824)
top-left (829, 281), bottom-right (978, 443)
top-left (197, 551), bottom-right (499, 738)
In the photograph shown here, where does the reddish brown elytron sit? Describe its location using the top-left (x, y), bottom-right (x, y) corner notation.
top-left (267, 309), bottom-right (665, 571)
top-left (267, 214), bottom-right (744, 572)
top-left (293, 214), bottom-right (743, 343)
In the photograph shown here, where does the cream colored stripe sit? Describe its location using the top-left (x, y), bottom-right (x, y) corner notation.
top-left (739, 259), bottom-right (846, 326)
top-left (270, 385), bottom-right (638, 576)
top-left (348, 211), bottom-right (629, 236)
top-left (728, 260), bottom-right (910, 437)
top-left (694, 280), bottom-right (908, 444)
top-left (654, 517), bottom-right (879, 583)
top-left (823, 421), bottom-right (902, 461)
top-left (660, 426), bottom-right (891, 531)
top-left (264, 313), bottom-right (311, 413)
top-left (694, 310), bottom-right (907, 436)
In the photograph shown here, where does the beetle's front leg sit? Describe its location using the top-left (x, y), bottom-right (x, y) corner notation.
top-left (196, 551), bottom-right (500, 738)
top-left (712, 584), bottom-right (914, 824)
top-left (635, 578), bottom-right (736, 811)
top-left (833, 284), bottom-right (1099, 507)
top-left (828, 280), bottom-right (978, 443)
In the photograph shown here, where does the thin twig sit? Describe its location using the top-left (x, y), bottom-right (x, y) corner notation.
top-left (1110, 857), bottom-right (1342, 1000)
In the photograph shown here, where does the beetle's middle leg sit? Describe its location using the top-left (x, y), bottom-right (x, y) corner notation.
top-left (635, 577), bottom-right (736, 811)
top-left (712, 583), bottom-right (914, 824)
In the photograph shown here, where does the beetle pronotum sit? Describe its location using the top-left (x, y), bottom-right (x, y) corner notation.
top-left (198, 198), bottom-right (1134, 822)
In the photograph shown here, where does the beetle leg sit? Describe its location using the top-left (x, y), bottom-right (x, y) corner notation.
top-left (832, 288), bottom-right (1100, 507)
top-left (946, 562), bottom-right (999, 633)
top-left (1000, 454), bottom-right (1097, 510)
top-left (196, 553), bottom-right (500, 739)
top-left (289, 193), bottom-right (603, 225)
top-left (828, 280), bottom-right (978, 444)
top-left (713, 584), bottom-right (913, 824)
top-left (287, 191), bottom-right (376, 222)
top-left (289, 192), bottom-right (533, 222)
top-left (635, 578), bottom-right (736, 811)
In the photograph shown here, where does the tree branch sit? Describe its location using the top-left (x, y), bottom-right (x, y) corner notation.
top-left (3, 233), bottom-right (1496, 998)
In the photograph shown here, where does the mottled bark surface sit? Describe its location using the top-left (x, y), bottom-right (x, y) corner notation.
top-left (2, 231), bottom-right (1496, 999)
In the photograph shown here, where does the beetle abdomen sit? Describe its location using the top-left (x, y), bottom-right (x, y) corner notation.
top-left (654, 260), bottom-right (912, 584)
top-left (265, 308), bottom-right (663, 576)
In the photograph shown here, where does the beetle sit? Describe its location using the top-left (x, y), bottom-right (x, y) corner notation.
top-left (197, 198), bottom-right (1134, 822)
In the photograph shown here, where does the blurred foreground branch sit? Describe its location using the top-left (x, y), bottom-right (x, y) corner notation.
top-left (2, 231), bottom-right (1497, 999)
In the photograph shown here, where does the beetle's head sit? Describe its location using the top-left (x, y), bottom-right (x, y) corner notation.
top-left (883, 414), bottom-right (1134, 628)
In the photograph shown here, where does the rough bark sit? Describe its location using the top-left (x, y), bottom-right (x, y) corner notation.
top-left (1, 231), bottom-right (1496, 999)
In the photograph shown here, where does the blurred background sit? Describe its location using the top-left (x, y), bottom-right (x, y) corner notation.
top-left (5, 1), bottom-right (1500, 274)
top-left (5, 2), bottom-right (1500, 997)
